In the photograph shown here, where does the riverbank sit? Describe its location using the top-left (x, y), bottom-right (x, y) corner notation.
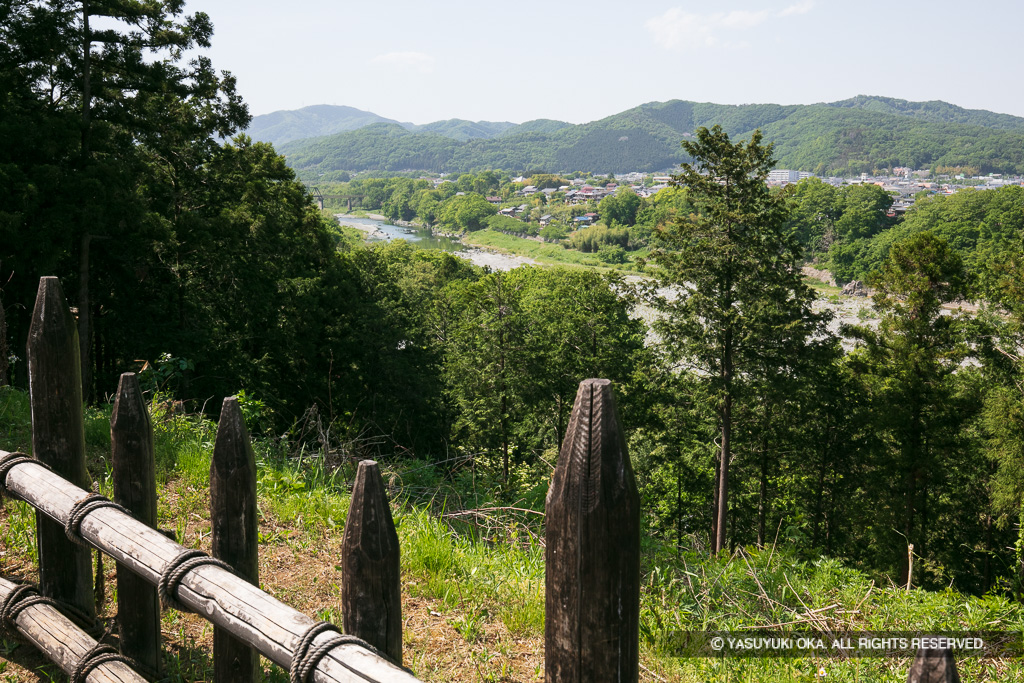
top-left (335, 214), bottom-right (537, 271)
top-left (462, 229), bottom-right (645, 273)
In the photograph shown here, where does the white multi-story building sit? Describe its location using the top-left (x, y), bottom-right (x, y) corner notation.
top-left (768, 169), bottom-right (801, 184)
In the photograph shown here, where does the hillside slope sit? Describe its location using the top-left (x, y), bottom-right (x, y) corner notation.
top-left (246, 104), bottom-right (404, 146)
top-left (277, 98), bottom-right (1024, 176)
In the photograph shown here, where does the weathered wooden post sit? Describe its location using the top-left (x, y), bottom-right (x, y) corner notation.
top-left (907, 646), bottom-right (961, 683)
top-left (27, 276), bottom-right (94, 616)
top-left (341, 460), bottom-right (402, 663)
top-left (111, 372), bottom-right (162, 676)
top-left (210, 397), bottom-right (259, 683)
top-left (545, 378), bottom-right (640, 683)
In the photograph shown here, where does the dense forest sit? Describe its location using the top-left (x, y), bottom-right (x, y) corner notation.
top-left (273, 98), bottom-right (1024, 176)
top-left (4, 0), bottom-right (1024, 621)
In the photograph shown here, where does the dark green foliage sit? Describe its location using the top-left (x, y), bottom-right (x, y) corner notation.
top-left (0, 0), bottom-right (249, 393)
top-left (442, 268), bottom-right (643, 486)
top-left (844, 233), bottom-right (993, 590)
top-left (799, 184), bottom-right (1024, 283)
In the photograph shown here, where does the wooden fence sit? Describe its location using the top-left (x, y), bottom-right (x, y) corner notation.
top-left (0, 277), bottom-right (959, 683)
top-left (0, 276), bottom-right (641, 682)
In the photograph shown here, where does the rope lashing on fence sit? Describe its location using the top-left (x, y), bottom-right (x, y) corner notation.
top-left (0, 452), bottom-right (40, 498)
top-left (0, 582), bottom-right (99, 639)
top-left (0, 576), bottom-right (149, 683)
top-left (0, 582), bottom-right (36, 633)
top-left (291, 621), bottom-right (407, 683)
top-left (0, 448), bottom-right (422, 682)
top-left (64, 492), bottom-right (130, 545)
top-left (69, 643), bottom-right (138, 683)
top-left (158, 548), bottom-right (235, 612)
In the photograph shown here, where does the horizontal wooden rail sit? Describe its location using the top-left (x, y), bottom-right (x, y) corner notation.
top-left (0, 576), bottom-right (146, 682)
top-left (0, 449), bottom-right (420, 683)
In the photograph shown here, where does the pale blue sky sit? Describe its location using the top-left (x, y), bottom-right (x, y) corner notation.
top-left (184, 0), bottom-right (1024, 124)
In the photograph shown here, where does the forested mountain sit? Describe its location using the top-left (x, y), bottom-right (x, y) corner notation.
top-left (247, 106), bottom-right (525, 147)
top-left (245, 104), bottom-right (404, 146)
top-left (276, 98), bottom-right (1024, 176)
top-left (825, 95), bottom-right (1024, 130)
top-left (409, 118), bottom-right (517, 141)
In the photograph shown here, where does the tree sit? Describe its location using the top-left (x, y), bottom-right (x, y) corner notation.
top-left (647, 125), bottom-right (831, 554)
top-left (441, 268), bottom-right (645, 488)
top-left (443, 270), bottom-right (529, 484)
top-left (0, 0), bottom-right (247, 397)
top-left (598, 187), bottom-right (643, 227)
top-left (437, 193), bottom-right (497, 232)
top-left (846, 232), bottom-right (978, 587)
top-left (786, 177), bottom-right (840, 254)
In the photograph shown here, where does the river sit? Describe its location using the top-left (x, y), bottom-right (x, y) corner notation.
top-left (335, 214), bottom-right (537, 271)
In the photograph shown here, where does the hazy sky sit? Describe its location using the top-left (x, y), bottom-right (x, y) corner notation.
top-left (183, 0), bottom-right (1024, 124)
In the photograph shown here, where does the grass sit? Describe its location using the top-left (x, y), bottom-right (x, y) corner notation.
top-left (462, 229), bottom-right (645, 273)
top-left (2, 385), bottom-right (1023, 681)
top-left (803, 274), bottom-right (844, 297)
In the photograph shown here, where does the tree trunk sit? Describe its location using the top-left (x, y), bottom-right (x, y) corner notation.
top-left (710, 450), bottom-right (719, 550)
top-left (812, 449), bottom-right (827, 548)
top-left (81, 1), bottom-right (91, 154)
top-left (676, 460), bottom-right (683, 554)
top-left (903, 408), bottom-right (922, 586)
top-left (714, 340), bottom-right (733, 555)
top-left (0, 293), bottom-right (8, 386)
top-left (757, 442), bottom-right (768, 548)
top-left (501, 393), bottom-right (509, 484)
top-left (78, 233), bottom-right (93, 401)
top-left (714, 396), bottom-right (731, 554)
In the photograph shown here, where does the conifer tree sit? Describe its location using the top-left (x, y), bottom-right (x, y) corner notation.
top-left (648, 125), bottom-right (832, 554)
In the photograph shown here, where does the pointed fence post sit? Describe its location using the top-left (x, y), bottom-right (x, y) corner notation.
top-left (545, 378), bottom-right (640, 683)
top-left (27, 276), bottom-right (94, 617)
top-left (210, 397), bottom-right (259, 683)
top-left (907, 646), bottom-right (961, 683)
top-left (341, 460), bottom-right (402, 663)
top-left (111, 372), bottom-right (162, 677)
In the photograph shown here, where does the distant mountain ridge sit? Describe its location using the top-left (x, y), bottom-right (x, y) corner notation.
top-left (823, 95), bottom-right (1024, 130)
top-left (246, 105), bottom-right (543, 147)
top-left (264, 97), bottom-right (1024, 177)
top-left (246, 105), bottom-right (405, 146)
